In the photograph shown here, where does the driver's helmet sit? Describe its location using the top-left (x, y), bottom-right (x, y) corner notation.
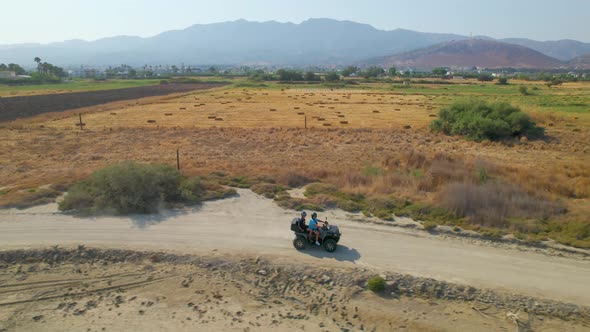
top-left (301, 211), bottom-right (307, 218)
top-left (311, 212), bottom-right (317, 219)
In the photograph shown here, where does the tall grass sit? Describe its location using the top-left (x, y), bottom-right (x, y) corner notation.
top-left (439, 181), bottom-right (565, 229)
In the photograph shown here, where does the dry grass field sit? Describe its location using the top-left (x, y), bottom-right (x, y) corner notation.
top-left (1, 80), bottom-right (589, 246)
top-left (42, 87), bottom-right (439, 130)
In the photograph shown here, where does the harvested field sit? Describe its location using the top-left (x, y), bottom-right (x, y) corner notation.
top-left (40, 88), bottom-right (439, 130)
top-left (0, 83), bottom-right (226, 122)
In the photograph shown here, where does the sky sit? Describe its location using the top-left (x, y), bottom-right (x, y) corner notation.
top-left (1, 0), bottom-right (590, 44)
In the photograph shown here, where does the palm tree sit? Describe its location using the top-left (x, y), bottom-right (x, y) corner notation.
top-left (34, 57), bottom-right (41, 73)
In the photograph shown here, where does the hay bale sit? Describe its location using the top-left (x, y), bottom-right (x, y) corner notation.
top-left (340, 121), bottom-right (349, 125)
top-left (294, 107), bottom-right (300, 110)
top-left (429, 114), bottom-right (437, 117)
top-left (318, 118), bottom-right (325, 121)
top-left (323, 123), bottom-right (331, 127)
top-left (403, 125), bottom-right (411, 129)
top-left (297, 112), bottom-right (305, 115)
top-left (373, 110), bottom-right (380, 113)
top-left (110, 113), bottom-right (117, 115)
top-left (215, 118), bottom-right (224, 121)
top-left (165, 113), bottom-right (173, 116)
top-left (147, 120), bottom-right (156, 124)
top-left (180, 107), bottom-right (187, 110)
top-left (208, 116), bottom-right (217, 119)
top-left (270, 108), bottom-right (277, 112)
top-left (337, 115), bottom-right (345, 118)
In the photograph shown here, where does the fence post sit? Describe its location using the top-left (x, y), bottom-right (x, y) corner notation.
top-left (176, 149), bottom-right (180, 170)
top-left (79, 113), bottom-right (84, 130)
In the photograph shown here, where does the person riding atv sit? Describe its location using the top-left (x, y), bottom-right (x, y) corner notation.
top-left (290, 212), bottom-right (341, 252)
top-left (308, 212), bottom-right (326, 246)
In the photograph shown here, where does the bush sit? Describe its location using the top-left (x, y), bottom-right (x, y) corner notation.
top-left (59, 162), bottom-right (182, 215)
top-left (179, 177), bottom-right (206, 203)
top-left (519, 86), bottom-right (529, 95)
top-left (59, 162), bottom-right (232, 215)
top-left (497, 77), bottom-right (508, 85)
top-left (430, 99), bottom-right (544, 141)
top-left (477, 73), bottom-right (494, 82)
top-left (367, 276), bottom-right (386, 292)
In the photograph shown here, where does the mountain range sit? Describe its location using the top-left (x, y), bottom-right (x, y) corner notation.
top-left (369, 39), bottom-right (566, 70)
top-left (0, 18), bottom-right (589, 69)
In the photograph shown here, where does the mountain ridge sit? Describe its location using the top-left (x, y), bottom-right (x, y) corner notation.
top-left (368, 39), bottom-right (566, 69)
top-left (0, 18), bottom-right (588, 67)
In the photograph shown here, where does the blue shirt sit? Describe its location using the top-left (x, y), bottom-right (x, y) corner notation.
top-left (309, 218), bottom-right (319, 230)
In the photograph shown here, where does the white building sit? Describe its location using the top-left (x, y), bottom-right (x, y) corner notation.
top-left (0, 71), bottom-right (16, 78)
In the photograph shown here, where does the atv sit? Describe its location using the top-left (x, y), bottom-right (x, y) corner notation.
top-left (290, 217), bottom-right (342, 252)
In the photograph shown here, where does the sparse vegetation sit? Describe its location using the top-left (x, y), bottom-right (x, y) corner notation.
top-left (2, 79), bottom-right (589, 248)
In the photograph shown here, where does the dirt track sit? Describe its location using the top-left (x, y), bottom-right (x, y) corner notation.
top-left (1, 189), bottom-right (589, 306)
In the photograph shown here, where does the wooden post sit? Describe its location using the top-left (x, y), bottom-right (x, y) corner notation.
top-left (176, 149), bottom-right (180, 170)
top-left (305, 115), bottom-right (307, 129)
top-left (79, 113), bottom-right (84, 130)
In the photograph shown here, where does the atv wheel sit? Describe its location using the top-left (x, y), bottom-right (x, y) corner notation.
top-left (323, 239), bottom-right (337, 252)
top-left (293, 236), bottom-right (306, 250)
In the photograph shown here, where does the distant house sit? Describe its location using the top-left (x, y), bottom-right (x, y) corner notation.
top-left (0, 71), bottom-right (16, 78)
top-left (69, 67), bottom-right (99, 78)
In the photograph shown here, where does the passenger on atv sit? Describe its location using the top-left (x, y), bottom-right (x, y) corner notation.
top-left (308, 212), bottom-right (326, 246)
top-left (295, 211), bottom-right (308, 233)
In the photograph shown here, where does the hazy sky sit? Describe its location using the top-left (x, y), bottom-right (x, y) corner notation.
top-left (2, 0), bottom-right (589, 44)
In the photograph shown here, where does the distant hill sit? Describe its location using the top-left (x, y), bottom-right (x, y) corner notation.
top-left (0, 19), bottom-right (587, 68)
top-left (568, 54), bottom-right (590, 69)
top-left (501, 38), bottom-right (590, 61)
top-left (0, 19), bottom-right (467, 67)
top-left (368, 39), bottom-right (565, 70)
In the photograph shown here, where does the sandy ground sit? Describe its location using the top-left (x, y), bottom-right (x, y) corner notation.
top-left (1, 250), bottom-right (588, 332)
top-left (1, 189), bottom-right (589, 308)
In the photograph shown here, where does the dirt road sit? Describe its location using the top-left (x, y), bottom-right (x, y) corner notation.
top-left (1, 189), bottom-right (589, 306)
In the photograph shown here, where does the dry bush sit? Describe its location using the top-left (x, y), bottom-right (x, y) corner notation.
top-left (370, 173), bottom-right (414, 195)
top-left (277, 171), bottom-right (313, 188)
top-left (439, 181), bottom-right (565, 228)
top-left (403, 150), bottom-right (428, 169)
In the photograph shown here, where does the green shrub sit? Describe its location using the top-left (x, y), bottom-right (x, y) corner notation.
top-left (179, 177), bottom-right (206, 203)
top-left (58, 162), bottom-right (234, 215)
top-left (519, 86), bottom-right (529, 95)
top-left (430, 99), bottom-right (544, 141)
top-left (59, 162), bottom-right (182, 215)
top-left (367, 276), bottom-right (386, 292)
